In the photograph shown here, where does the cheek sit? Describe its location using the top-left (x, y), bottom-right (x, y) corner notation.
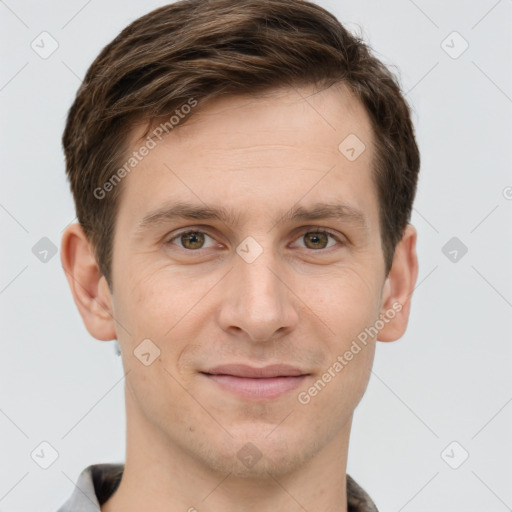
top-left (298, 280), bottom-right (378, 416)
top-left (115, 269), bottom-right (200, 418)
top-left (120, 262), bottom-right (196, 326)
top-left (315, 268), bottom-right (382, 337)
top-left (114, 263), bottom-right (219, 375)
top-left (309, 270), bottom-right (380, 404)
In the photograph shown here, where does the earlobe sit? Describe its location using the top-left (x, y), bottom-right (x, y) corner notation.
top-left (60, 223), bottom-right (117, 341)
top-left (377, 224), bottom-right (419, 342)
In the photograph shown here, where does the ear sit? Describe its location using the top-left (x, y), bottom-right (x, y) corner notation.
top-left (377, 224), bottom-right (418, 342)
top-left (60, 223), bottom-right (117, 341)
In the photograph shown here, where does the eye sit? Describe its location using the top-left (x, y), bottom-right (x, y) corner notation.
top-left (167, 230), bottom-right (217, 250)
top-left (292, 229), bottom-right (342, 250)
top-left (165, 227), bottom-right (344, 253)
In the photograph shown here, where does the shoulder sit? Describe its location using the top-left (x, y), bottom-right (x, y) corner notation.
top-left (56, 463), bottom-right (124, 512)
top-left (347, 473), bottom-right (379, 512)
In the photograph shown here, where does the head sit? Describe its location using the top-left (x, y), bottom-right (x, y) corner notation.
top-left (61, 0), bottom-right (419, 479)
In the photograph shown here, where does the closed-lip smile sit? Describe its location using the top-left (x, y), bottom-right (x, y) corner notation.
top-left (200, 364), bottom-right (310, 399)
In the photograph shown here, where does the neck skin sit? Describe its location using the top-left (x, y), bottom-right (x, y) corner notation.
top-left (102, 386), bottom-right (352, 512)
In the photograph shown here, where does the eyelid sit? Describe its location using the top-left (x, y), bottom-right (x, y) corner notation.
top-left (166, 228), bottom-right (219, 249)
top-left (289, 227), bottom-right (344, 249)
top-left (165, 225), bottom-right (345, 251)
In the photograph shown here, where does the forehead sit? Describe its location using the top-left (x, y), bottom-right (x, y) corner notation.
top-left (116, 83), bottom-right (378, 232)
top-left (141, 83), bottom-right (373, 150)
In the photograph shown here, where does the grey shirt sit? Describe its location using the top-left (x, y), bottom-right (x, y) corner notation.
top-left (57, 463), bottom-right (379, 511)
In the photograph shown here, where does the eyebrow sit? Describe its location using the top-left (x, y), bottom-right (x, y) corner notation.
top-left (134, 200), bottom-right (368, 234)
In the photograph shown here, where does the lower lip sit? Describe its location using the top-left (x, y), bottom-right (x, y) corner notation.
top-left (202, 373), bottom-right (308, 400)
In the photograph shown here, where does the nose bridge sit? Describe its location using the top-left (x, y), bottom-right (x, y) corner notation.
top-left (237, 238), bottom-right (284, 311)
top-left (219, 236), bottom-right (298, 340)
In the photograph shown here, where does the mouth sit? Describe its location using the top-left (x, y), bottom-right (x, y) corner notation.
top-left (199, 364), bottom-right (310, 400)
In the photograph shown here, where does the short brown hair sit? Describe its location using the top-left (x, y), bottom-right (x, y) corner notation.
top-left (63, 0), bottom-right (420, 288)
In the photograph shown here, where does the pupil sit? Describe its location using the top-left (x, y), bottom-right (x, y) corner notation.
top-left (183, 232), bottom-right (204, 249)
top-left (179, 232), bottom-right (328, 250)
top-left (306, 232), bottom-right (327, 249)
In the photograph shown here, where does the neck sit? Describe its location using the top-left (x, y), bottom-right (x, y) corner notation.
top-left (102, 386), bottom-right (352, 512)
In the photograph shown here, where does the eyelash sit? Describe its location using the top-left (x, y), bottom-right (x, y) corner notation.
top-left (165, 227), bottom-right (344, 252)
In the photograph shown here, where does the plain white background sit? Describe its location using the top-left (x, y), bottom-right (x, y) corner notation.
top-left (1, 1), bottom-right (511, 510)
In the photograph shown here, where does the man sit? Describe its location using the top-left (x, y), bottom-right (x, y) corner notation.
top-left (58, 0), bottom-right (419, 510)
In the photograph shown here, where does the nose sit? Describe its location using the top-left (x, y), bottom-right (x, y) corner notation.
top-left (216, 246), bottom-right (300, 342)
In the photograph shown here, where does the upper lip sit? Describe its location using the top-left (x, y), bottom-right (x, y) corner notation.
top-left (201, 364), bottom-right (309, 378)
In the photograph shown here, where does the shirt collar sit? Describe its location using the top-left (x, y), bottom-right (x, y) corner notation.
top-left (57, 463), bottom-right (379, 511)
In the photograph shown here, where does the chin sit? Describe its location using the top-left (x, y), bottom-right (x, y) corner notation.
top-left (197, 430), bottom-right (317, 480)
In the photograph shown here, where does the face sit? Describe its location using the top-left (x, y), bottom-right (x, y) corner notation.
top-left (109, 84), bottom-right (388, 477)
